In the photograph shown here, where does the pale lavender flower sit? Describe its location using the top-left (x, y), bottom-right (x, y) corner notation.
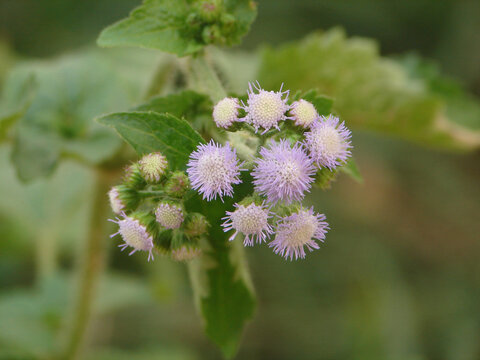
top-left (155, 203), bottom-right (184, 229)
top-left (222, 202), bottom-right (273, 246)
top-left (187, 140), bottom-right (243, 201)
top-left (270, 207), bottom-right (329, 261)
top-left (290, 99), bottom-right (319, 128)
top-left (241, 81), bottom-right (291, 134)
top-left (252, 140), bottom-right (316, 204)
top-left (109, 212), bottom-right (154, 261)
top-left (213, 97), bottom-right (241, 129)
top-left (108, 186), bottom-right (124, 215)
top-left (304, 115), bottom-right (352, 169)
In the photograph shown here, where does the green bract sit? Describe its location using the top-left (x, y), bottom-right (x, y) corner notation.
top-left (97, 0), bottom-right (258, 56)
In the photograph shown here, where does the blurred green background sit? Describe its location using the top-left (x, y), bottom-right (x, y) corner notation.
top-left (0, 1), bottom-right (479, 359)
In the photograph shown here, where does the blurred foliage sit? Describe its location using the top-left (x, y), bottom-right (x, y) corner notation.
top-left (0, 0), bottom-right (479, 359)
top-left (0, 48), bottom-right (161, 181)
top-left (258, 29), bottom-right (480, 151)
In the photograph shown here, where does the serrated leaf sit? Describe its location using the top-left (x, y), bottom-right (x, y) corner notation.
top-left (135, 90), bottom-right (212, 119)
top-left (186, 174), bottom-right (255, 358)
top-left (97, 0), bottom-right (257, 57)
top-left (258, 29), bottom-right (480, 150)
top-left (98, 111), bottom-right (205, 170)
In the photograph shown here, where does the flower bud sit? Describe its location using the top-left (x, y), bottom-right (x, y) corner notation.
top-left (184, 213), bottom-right (209, 238)
top-left (123, 163), bottom-right (146, 189)
top-left (170, 230), bottom-right (202, 262)
top-left (155, 202), bottom-right (184, 229)
top-left (108, 185), bottom-right (139, 214)
top-left (138, 152), bottom-right (168, 183)
top-left (165, 171), bottom-right (190, 198)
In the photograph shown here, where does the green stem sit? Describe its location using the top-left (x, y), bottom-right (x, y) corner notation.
top-left (60, 167), bottom-right (116, 360)
top-left (188, 53), bottom-right (227, 103)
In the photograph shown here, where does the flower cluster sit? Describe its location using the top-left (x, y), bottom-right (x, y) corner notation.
top-left (187, 82), bottom-right (353, 260)
top-left (108, 152), bottom-right (208, 262)
top-left (108, 82), bottom-right (353, 262)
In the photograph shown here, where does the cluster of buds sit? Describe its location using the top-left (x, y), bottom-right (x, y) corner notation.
top-left (192, 81), bottom-right (353, 260)
top-left (108, 152), bottom-right (209, 262)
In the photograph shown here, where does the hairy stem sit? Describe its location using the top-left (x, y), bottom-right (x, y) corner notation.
top-left (188, 53), bottom-right (227, 103)
top-left (60, 168), bottom-right (116, 360)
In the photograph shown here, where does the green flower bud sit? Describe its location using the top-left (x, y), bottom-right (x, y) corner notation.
top-left (108, 185), bottom-right (140, 214)
top-left (123, 163), bottom-right (146, 189)
top-left (165, 171), bottom-right (190, 198)
top-left (170, 229), bottom-right (201, 262)
top-left (139, 152), bottom-right (168, 183)
top-left (184, 213), bottom-right (209, 239)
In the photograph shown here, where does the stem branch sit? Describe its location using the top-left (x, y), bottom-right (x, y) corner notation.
top-left (60, 168), bottom-right (116, 360)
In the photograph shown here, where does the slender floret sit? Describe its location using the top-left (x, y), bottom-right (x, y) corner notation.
top-left (187, 140), bottom-right (243, 201)
top-left (290, 99), bottom-right (319, 128)
top-left (270, 207), bottom-right (329, 260)
top-left (241, 81), bottom-right (291, 134)
top-left (108, 186), bottom-right (124, 214)
top-left (304, 115), bottom-right (352, 169)
top-left (155, 203), bottom-right (184, 229)
top-left (109, 212), bottom-right (154, 261)
top-left (213, 97), bottom-right (241, 129)
top-left (252, 140), bottom-right (316, 204)
top-left (222, 202), bottom-right (273, 246)
top-left (138, 152), bottom-right (168, 183)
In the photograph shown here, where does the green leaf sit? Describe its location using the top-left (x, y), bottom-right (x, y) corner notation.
top-left (0, 74), bottom-right (36, 141)
top-left (1, 49), bottom-right (159, 182)
top-left (97, 0), bottom-right (257, 57)
top-left (258, 29), bottom-right (480, 150)
top-left (135, 90), bottom-right (212, 119)
top-left (98, 111), bottom-right (205, 170)
top-left (186, 175), bottom-right (255, 358)
top-left (339, 157), bottom-right (363, 183)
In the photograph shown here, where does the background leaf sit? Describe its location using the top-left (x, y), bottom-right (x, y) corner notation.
top-left (0, 49), bottom-right (160, 182)
top-left (258, 29), bottom-right (480, 150)
top-left (98, 111), bottom-right (205, 170)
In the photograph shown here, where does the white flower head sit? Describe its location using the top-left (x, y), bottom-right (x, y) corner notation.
top-left (213, 97), bottom-right (240, 129)
top-left (241, 81), bottom-right (291, 134)
top-left (290, 99), bottom-right (319, 128)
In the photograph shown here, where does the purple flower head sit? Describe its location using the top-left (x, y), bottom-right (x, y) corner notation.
top-left (155, 203), bottom-right (184, 229)
top-left (241, 81), bottom-right (291, 134)
top-left (187, 140), bottom-right (243, 201)
top-left (304, 115), bottom-right (352, 169)
top-left (108, 186), bottom-right (124, 215)
top-left (252, 139), bottom-right (316, 204)
top-left (222, 202), bottom-right (273, 246)
top-left (109, 212), bottom-right (154, 261)
top-left (213, 97), bottom-right (241, 129)
top-left (269, 207), bottom-right (329, 261)
top-left (290, 99), bottom-right (319, 128)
